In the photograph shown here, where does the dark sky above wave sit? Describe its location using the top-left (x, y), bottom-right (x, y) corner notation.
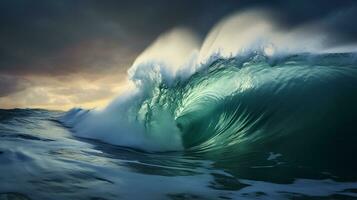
top-left (0, 0), bottom-right (357, 109)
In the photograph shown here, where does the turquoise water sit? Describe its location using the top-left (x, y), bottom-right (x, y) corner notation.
top-left (1, 53), bottom-right (357, 199)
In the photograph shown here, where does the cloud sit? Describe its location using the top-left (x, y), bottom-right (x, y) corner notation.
top-left (0, 75), bottom-right (29, 97)
top-left (0, 73), bottom-right (129, 110)
top-left (1, 0), bottom-right (357, 109)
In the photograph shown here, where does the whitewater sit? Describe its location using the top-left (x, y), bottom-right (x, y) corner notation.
top-left (1, 9), bottom-right (357, 200)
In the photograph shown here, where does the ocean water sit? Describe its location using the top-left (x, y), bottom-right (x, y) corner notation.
top-left (1, 53), bottom-right (357, 200)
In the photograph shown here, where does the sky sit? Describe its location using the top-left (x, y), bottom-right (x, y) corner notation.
top-left (1, 0), bottom-right (357, 110)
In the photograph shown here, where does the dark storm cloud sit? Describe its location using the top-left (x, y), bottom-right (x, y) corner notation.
top-left (0, 0), bottom-right (357, 98)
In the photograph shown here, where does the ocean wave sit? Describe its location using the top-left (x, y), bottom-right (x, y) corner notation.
top-left (59, 10), bottom-right (357, 179)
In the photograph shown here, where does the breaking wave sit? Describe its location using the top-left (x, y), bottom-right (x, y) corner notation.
top-left (60, 9), bottom-right (357, 176)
